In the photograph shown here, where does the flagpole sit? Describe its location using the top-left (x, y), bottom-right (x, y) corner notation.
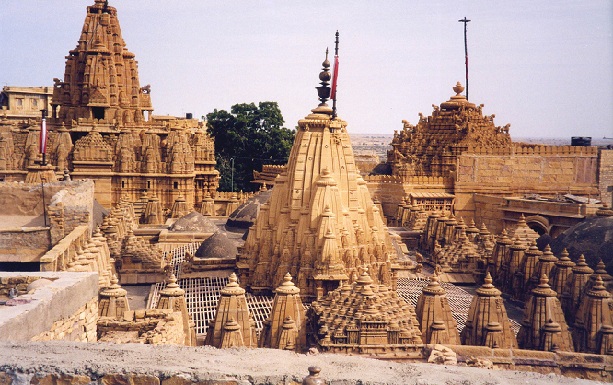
top-left (458, 17), bottom-right (470, 100)
top-left (331, 31), bottom-right (339, 119)
top-left (40, 109), bottom-right (48, 166)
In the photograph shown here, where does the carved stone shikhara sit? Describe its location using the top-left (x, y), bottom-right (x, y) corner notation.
top-left (388, 82), bottom-right (512, 179)
top-left (237, 54), bottom-right (403, 300)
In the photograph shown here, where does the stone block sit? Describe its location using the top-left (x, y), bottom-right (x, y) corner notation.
top-left (30, 374), bottom-right (93, 385)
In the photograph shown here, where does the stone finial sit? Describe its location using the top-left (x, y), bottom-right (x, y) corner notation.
top-left (159, 273), bottom-right (185, 297)
top-left (99, 274), bottom-right (130, 319)
top-left (222, 273), bottom-right (246, 296)
top-left (302, 367), bottom-right (325, 385)
top-left (276, 273), bottom-right (300, 295)
top-left (453, 81), bottom-right (465, 96)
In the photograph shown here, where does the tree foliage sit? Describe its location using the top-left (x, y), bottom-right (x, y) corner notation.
top-left (206, 102), bottom-right (295, 192)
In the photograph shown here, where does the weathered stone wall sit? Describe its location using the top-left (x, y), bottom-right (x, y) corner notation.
top-left (0, 181), bottom-right (56, 216)
top-left (454, 152), bottom-right (600, 220)
top-left (0, 272), bottom-right (98, 342)
top-left (441, 344), bottom-right (612, 382)
top-left (0, 276), bottom-right (41, 297)
top-left (98, 309), bottom-right (187, 345)
top-left (599, 149), bottom-right (613, 208)
top-left (0, 227), bottom-right (51, 263)
top-left (31, 297), bottom-right (97, 342)
top-left (471, 194), bottom-right (506, 234)
top-left (48, 179), bottom-right (95, 238)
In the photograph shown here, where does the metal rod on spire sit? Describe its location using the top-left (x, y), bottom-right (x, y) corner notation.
top-left (458, 17), bottom-right (470, 100)
top-left (331, 31), bottom-right (340, 119)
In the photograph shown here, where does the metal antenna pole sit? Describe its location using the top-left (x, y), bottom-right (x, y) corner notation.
top-left (458, 17), bottom-right (471, 100)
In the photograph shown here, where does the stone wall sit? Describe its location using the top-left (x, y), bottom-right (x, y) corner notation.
top-left (0, 227), bottom-right (51, 263)
top-left (454, 152), bottom-right (600, 220)
top-left (365, 175), bottom-right (451, 219)
top-left (599, 149), bottom-right (613, 208)
top-left (441, 344), bottom-right (612, 382)
top-left (98, 309), bottom-right (187, 345)
top-left (31, 297), bottom-right (97, 342)
top-left (48, 179), bottom-right (95, 239)
top-left (0, 272), bottom-right (99, 342)
top-left (471, 194), bottom-right (506, 234)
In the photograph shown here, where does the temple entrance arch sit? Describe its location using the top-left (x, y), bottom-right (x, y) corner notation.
top-left (525, 215), bottom-right (549, 236)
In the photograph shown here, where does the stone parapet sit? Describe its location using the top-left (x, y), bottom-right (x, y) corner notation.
top-left (40, 225), bottom-right (89, 272)
top-left (441, 344), bottom-right (612, 382)
top-left (0, 272), bottom-right (99, 342)
top-left (31, 297), bottom-right (98, 342)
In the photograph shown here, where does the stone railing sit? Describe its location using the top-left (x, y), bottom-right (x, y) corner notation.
top-left (39, 225), bottom-right (89, 272)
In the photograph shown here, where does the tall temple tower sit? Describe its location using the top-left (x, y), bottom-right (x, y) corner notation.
top-left (238, 52), bottom-right (397, 300)
top-left (6, 0), bottom-right (221, 210)
top-left (52, 0), bottom-right (152, 126)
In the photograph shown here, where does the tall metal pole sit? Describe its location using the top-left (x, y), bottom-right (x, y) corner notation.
top-left (458, 17), bottom-right (471, 100)
top-left (41, 177), bottom-right (47, 227)
top-left (331, 31), bottom-right (340, 119)
top-left (230, 157), bottom-right (234, 192)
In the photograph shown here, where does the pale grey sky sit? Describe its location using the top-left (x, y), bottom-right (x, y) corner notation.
top-left (1, 1), bottom-right (611, 139)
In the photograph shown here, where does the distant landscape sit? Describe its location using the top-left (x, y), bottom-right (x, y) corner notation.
top-left (349, 133), bottom-right (613, 159)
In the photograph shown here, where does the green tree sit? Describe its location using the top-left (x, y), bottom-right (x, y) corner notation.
top-left (206, 102), bottom-right (295, 192)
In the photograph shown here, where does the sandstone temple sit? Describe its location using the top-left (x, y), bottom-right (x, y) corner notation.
top-left (1, 1), bottom-right (612, 383)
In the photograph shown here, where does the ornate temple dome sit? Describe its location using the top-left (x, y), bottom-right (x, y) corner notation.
top-left (169, 211), bottom-right (218, 233)
top-left (193, 231), bottom-right (238, 260)
top-left (226, 188), bottom-right (273, 229)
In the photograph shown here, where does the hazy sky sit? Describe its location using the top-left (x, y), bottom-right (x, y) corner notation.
top-left (1, 1), bottom-right (612, 139)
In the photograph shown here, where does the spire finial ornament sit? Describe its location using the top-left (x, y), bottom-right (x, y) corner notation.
top-left (316, 49), bottom-right (331, 107)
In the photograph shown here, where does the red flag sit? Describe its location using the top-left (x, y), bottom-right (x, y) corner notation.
top-left (40, 115), bottom-right (47, 154)
top-left (331, 55), bottom-right (339, 100)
